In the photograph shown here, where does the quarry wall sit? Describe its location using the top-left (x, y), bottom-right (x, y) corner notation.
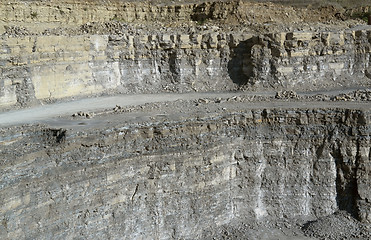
top-left (1, 1), bottom-right (371, 239)
top-left (0, 0), bottom-right (194, 26)
top-left (257, 28), bottom-right (371, 88)
top-left (1, 27), bottom-right (371, 109)
top-left (1, 108), bottom-right (370, 239)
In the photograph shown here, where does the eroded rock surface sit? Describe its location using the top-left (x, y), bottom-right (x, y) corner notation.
top-left (1, 0), bottom-right (371, 239)
top-left (1, 97), bottom-right (371, 239)
top-left (1, 0), bottom-right (371, 109)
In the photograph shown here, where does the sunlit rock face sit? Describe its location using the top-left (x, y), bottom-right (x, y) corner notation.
top-left (1, 108), bottom-right (370, 239)
top-left (2, 26), bottom-right (371, 108)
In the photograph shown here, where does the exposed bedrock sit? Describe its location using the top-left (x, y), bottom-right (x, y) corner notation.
top-left (1, 108), bottom-right (370, 239)
top-left (1, 0), bottom-right (371, 109)
top-left (1, 0), bottom-right (371, 239)
top-left (2, 26), bottom-right (371, 108)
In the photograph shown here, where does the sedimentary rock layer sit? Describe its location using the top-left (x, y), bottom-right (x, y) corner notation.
top-left (1, 107), bottom-right (370, 239)
top-left (1, 26), bottom-right (371, 108)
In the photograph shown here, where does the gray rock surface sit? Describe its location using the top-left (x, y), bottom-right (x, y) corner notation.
top-left (1, 1), bottom-right (371, 239)
top-left (1, 97), bottom-right (370, 239)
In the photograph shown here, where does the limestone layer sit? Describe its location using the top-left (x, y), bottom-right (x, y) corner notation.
top-left (1, 108), bottom-right (370, 239)
top-left (2, 27), bottom-right (371, 108)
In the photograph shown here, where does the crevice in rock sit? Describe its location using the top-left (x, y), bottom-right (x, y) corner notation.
top-left (169, 50), bottom-right (181, 83)
top-left (227, 38), bottom-right (254, 86)
top-left (191, 3), bottom-right (212, 23)
top-left (331, 140), bottom-right (359, 218)
top-left (43, 128), bottom-right (67, 145)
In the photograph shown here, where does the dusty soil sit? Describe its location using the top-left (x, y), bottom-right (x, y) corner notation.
top-left (203, 211), bottom-right (371, 240)
top-left (302, 211), bottom-right (371, 240)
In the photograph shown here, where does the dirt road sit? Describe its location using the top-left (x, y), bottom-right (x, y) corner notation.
top-left (0, 92), bottom-right (251, 127)
top-left (0, 90), bottom-right (370, 128)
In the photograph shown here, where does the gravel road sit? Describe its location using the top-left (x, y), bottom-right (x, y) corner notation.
top-left (0, 89), bottom-right (370, 128)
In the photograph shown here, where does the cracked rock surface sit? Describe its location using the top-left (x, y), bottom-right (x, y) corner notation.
top-left (1, 0), bottom-right (371, 239)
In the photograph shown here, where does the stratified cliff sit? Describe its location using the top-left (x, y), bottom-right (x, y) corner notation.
top-left (1, 0), bottom-right (370, 109)
top-left (1, 100), bottom-right (371, 239)
top-left (1, 1), bottom-right (371, 239)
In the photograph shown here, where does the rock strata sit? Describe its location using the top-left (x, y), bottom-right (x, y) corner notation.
top-left (1, 105), bottom-right (371, 239)
top-left (1, 0), bottom-right (371, 109)
top-left (1, 1), bottom-right (371, 239)
top-left (2, 27), bottom-right (371, 108)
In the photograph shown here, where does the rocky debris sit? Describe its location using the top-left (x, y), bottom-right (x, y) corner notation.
top-left (316, 89), bottom-right (371, 102)
top-left (331, 93), bottom-right (355, 101)
top-left (72, 111), bottom-right (94, 119)
top-left (275, 89), bottom-right (371, 102)
top-left (307, 94), bottom-right (332, 101)
top-left (198, 98), bottom-right (210, 104)
top-left (113, 105), bottom-right (123, 112)
top-left (80, 21), bottom-right (135, 35)
top-left (201, 218), bottom-right (314, 240)
top-left (275, 90), bottom-right (299, 100)
top-left (227, 96), bottom-right (242, 102)
top-left (302, 211), bottom-right (371, 240)
top-left (203, 211), bottom-right (371, 240)
top-left (93, 90), bottom-right (371, 118)
top-left (195, 98), bottom-right (211, 106)
top-left (352, 89), bottom-right (371, 101)
top-left (42, 27), bottom-right (70, 36)
top-left (0, 0), bottom-right (366, 37)
top-left (3, 25), bottom-right (30, 36)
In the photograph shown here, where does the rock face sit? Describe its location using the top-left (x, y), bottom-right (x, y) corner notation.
top-left (1, 0), bottom-right (371, 239)
top-left (1, 107), bottom-right (370, 239)
top-left (0, 0), bottom-right (338, 29)
top-left (1, 0), bottom-right (371, 109)
top-left (247, 28), bottom-right (371, 89)
top-left (2, 27), bottom-right (371, 108)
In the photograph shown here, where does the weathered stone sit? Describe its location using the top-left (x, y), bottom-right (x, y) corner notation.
top-left (1, 108), bottom-right (370, 239)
